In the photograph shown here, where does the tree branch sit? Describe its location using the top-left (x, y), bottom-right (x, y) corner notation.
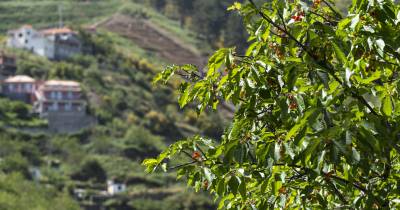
top-left (248, 0), bottom-right (382, 118)
top-left (321, 0), bottom-right (343, 19)
top-left (168, 161), bottom-right (197, 170)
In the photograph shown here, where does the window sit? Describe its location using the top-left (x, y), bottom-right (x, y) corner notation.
top-left (8, 84), bottom-right (14, 91)
top-left (52, 103), bottom-right (58, 111)
top-left (25, 83), bottom-right (32, 91)
top-left (17, 84), bottom-right (22, 92)
top-left (65, 103), bottom-right (71, 111)
top-left (25, 39), bottom-right (28, 44)
top-left (57, 91), bottom-right (62, 100)
top-left (18, 33), bottom-right (23, 38)
top-left (50, 91), bottom-right (56, 99)
top-left (68, 91), bottom-right (73, 99)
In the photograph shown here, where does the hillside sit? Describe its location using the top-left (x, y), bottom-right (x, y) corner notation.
top-left (97, 14), bottom-right (205, 68)
top-left (0, 1), bottom-right (225, 210)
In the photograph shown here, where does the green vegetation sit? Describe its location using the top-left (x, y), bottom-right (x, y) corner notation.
top-left (0, 25), bottom-right (225, 208)
top-left (0, 173), bottom-right (80, 210)
top-left (122, 1), bottom-right (201, 50)
top-left (0, 0), bottom-right (201, 55)
top-left (0, 0), bottom-right (121, 32)
top-left (146, 0), bottom-right (400, 209)
top-left (141, 0), bottom-right (248, 52)
top-left (0, 98), bottom-right (47, 128)
top-left (0, 0), bottom-right (232, 209)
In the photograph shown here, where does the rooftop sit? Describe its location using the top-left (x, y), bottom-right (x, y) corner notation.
top-left (44, 80), bottom-right (80, 87)
top-left (40, 27), bottom-right (75, 36)
top-left (7, 25), bottom-right (34, 34)
top-left (40, 80), bottom-right (82, 91)
top-left (4, 75), bottom-right (35, 83)
top-left (21, 24), bottom-right (33, 29)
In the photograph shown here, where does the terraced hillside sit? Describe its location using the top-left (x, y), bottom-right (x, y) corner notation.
top-left (0, 0), bottom-right (206, 68)
top-left (0, 0), bottom-right (122, 33)
top-left (97, 14), bottom-right (206, 68)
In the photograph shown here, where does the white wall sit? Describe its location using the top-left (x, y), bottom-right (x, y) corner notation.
top-left (7, 28), bottom-right (55, 59)
top-left (107, 183), bottom-right (126, 195)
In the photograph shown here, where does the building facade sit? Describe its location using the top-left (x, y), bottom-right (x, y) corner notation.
top-left (107, 180), bottom-right (126, 195)
top-left (1, 75), bottom-right (37, 103)
top-left (0, 53), bottom-right (17, 80)
top-left (7, 25), bottom-right (81, 60)
top-left (1, 75), bottom-right (95, 133)
top-left (33, 80), bottom-right (86, 116)
top-left (41, 28), bottom-right (82, 60)
top-left (7, 25), bottom-right (54, 58)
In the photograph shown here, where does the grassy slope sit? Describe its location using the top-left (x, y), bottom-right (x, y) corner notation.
top-left (0, 1), bottom-right (120, 31)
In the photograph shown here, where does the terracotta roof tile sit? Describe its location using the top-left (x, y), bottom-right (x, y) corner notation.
top-left (40, 27), bottom-right (75, 35)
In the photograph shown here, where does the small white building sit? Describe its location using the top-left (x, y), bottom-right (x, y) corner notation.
top-left (7, 25), bottom-right (81, 60)
top-left (7, 25), bottom-right (54, 59)
top-left (107, 180), bottom-right (126, 195)
top-left (29, 167), bottom-right (42, 181)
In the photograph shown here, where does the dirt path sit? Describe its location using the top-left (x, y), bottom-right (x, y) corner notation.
top-left (97, 14), bottom-right (206, 68)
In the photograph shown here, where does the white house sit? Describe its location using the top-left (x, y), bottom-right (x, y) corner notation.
top-left (7, 25), bottom-right (81, 60)
top-left (7, 25), bottom-right (54, 58)
top-left (107, 180), bottom-right (126, 195)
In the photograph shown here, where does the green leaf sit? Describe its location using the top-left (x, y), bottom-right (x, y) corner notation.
top-left (207, 48), bottom-right (229, 77)
top-left (382, 96), bottom-right (392, 116)
top-left (142, 158), bottom-right (159, 173)
top-left (178, 82), bottom-right (191, 108)
top-left (228, 176), bottom-right (241, 195)
top-left (238, 177), bottom-right (246, 198)
top-left (203, 167), bottom-right (213, 183)
top-left (350, 14), bottom-right (360, 30)
top-left (375, 39), bottom-right (385, 57)
top-left (227, 2), bottom-right (241, 11)
top-left (332, 42), bottom-right (347, 64)
top-left (286, 108), bottom-right (318, 141)
top-left (216, 179), bottom-right (225, 196)
top-left (337, 17), bottom-right (352, 30)
top-left (352, 148), bottom-right (360, 162)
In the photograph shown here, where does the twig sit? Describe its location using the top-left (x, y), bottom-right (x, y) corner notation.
top-left (308, 10), bottom-right (336, 24)
top-left (326, 180), bottom-right (348, 204)
top-left (168, 161), bottom-right (197, 170)
top-left (248, 0), bottom-right (382, 118)
top-left (195, 144), bottom-right (208, 160)
top-left (321, 0), bottom-right (343, 19)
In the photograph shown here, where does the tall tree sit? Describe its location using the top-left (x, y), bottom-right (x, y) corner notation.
top-left (145, 0), bottom-right (400, 209)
